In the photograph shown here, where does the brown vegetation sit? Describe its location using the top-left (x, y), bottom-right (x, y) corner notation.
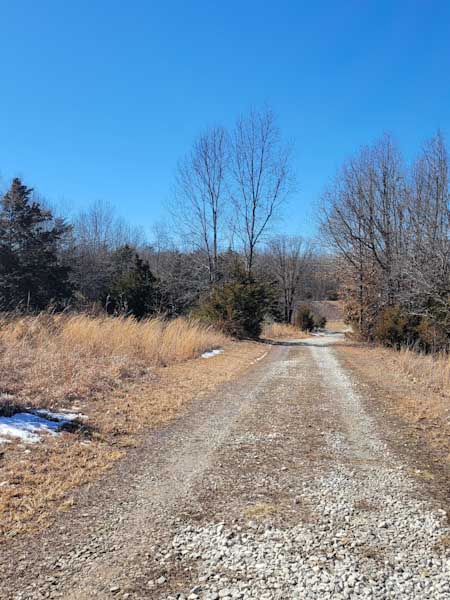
top-left (310, 300), bottom-right (344, 322)
top-left (0, 314), bottom-right (262, 539)
top-left (0, 314), bottom-right (227, 409)
top-left (261, 322), bottom-right (305, 340)
top-left (386, 346), bottom-right (450, 399)
top-left (326, 320), bottom-right (350, 332)
top-left (341, 342), bottom-right (450, 401)
top-left (321, 133), bottom-right (450, 348)
top-left (337, 343), bottom-right (450, 477)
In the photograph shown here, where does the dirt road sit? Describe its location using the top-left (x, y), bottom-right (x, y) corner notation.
top-left (2, 333), bottom-right (450, 599)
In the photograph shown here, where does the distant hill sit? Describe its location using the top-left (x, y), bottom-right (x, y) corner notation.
top-left (310, 300), bottom-right (344, 321)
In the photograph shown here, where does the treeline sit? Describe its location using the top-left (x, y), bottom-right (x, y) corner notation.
top-left (0, 109), bottom-right (338, 336)
top-left (321, 132), bottom-right (450, 351)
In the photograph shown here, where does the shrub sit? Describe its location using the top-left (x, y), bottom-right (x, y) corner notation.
top-left (295, 304), bottom-right (315, 332)
top-left (373, 305), bottom-right (450, 352)
top-left (313, 313), bottom-right (327, 329)
top-left (197, 267), bottom-right (272, 339)
top-left (373, 305), bottom-right (419, 349)
top-left (415, 317), bottom-right (449, 353)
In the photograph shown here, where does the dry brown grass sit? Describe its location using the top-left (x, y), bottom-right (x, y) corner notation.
top-left (0, 439), bottom-right (123, 536)
top-left (336, 343), bottom-right (450, 486)
top-left (0, 313), bottom-right (262, 538)
top-left (351, 343), bottom-right (450, 400)
top-left (327, 320), bottom-right (351, 333)
top-left (394, 347), bottom-right (450, 397)
top-left (243, 502), bottom-right (278, 519)
top-left (262, 320), bottom-right (350, 338)
top-left (0, 313), bottom-right (227, 409)
top-left (338, 344), bottom-right (450, 420)
top-left (262, 322), bottom-right (305, 340)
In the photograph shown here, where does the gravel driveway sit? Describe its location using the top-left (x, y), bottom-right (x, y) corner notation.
top-left (2, 333), bottom-right (450, 599)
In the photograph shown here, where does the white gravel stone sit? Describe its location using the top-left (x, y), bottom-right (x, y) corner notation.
top-left (159, 342), bottom-right (450, 599)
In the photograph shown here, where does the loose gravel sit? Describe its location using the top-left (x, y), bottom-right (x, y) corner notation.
top-left (3, 334), bottom-right (450, 600)
top-left (158, 339), bottom-right (450, 600)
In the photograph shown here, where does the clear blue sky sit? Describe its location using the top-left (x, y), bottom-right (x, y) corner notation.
top-left (1, 1), bottom-right (449, 238)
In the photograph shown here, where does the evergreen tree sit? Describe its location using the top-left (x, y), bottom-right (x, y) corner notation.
top-left (105, 245), bottom-right (159, 318)
top-left (295, 304), bottom-right (315, 332)
top-left (0, 178), bottom-right (72, 310)
top-left (198, 262), bottom-right (274, 338)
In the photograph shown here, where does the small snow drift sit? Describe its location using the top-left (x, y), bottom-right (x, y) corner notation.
top-left (201, 348), bottom-right (224, 359)
top-left (34, 409), bottom-right (82, 423)
top-left (0, 410), bottom-right (84, 444)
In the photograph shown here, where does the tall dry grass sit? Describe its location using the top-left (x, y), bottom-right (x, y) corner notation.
top-left (394, 346), bottom-right (450, 397)
top-left (0, 313), bottom-right (227, 409)
top-left (262, 322), bottom-right (305, 339)
top-left (58, 314), bottom-right (226, 364)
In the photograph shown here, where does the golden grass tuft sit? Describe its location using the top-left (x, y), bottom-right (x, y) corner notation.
top-left (0, 313), bottom-right (227, 409)
top-left (262, 322), bottom-right (305, 340)
top-left (59, 314), bottom-right (226, 365)
top-left (394, 346), bottom-right (450, 397)
top-left (243, 502), bottom-right (278, 519)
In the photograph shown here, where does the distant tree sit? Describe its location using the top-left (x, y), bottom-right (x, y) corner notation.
top-left (70, 200), bottom-right (145, 302)
top-left (295, 304), bottom-right (315, 332)
top-left (147, 248), bottom-right (210, 316)
top-left (320, 135), bottom-right (407, 336)
top-left (0, 178), bottom-right (72, 310)
top-left (230, 108), bottom-right (292, 276)
top-left (405, 132), bottom-right (450, 334)
top-left (173, 126), bottom-right (228, 284)
top-left (104, 245), bottom-right (159, 318)
top-left (266, 235), bottom-right (314, 323)
top-left (320, 131), bottom-right (450, 348)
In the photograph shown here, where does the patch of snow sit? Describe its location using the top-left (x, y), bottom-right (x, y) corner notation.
top-left (201, 348), bottom-right (224, 359)
top-left (34, 409), bottom-right (85, 422)
top-left (0, 410), bottom-right (81, 445)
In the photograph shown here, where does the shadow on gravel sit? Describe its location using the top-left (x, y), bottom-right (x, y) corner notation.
top-left (261, 339), bottom-right (350, 348)
top-left (259, 334), bottom-right (362, 349)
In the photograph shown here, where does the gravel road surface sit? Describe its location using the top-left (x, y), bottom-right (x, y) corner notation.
top-left (2, 333), bottom-right (449, 599)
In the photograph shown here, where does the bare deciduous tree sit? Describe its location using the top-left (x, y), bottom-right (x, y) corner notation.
top-left (173, 127), bottom-right (228, 284)
top-left (320, 135), bottom-right (408, 333)
top-left (71, 200), bottom-right (144, 301)
top-left (230, 109), bottom-right (292, 276)
top-left (321, 131), bottom-right (450, 344)
top-left (405, 132), bottom-right (450, 325)
top-left (267, 235), bottom-right (314, 323)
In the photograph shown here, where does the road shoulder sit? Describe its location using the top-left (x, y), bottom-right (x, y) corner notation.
top-left (334, 343), bottom-right (450, 515)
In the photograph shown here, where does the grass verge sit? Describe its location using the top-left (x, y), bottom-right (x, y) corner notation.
top-left (336, 343), bottom-right (450, 484)
top-left (0, 313), bottom-right (227, 409)
top-left (0, 314), bottom-right (262, 539)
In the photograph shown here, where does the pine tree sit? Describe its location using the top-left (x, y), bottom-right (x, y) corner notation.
top-left (198, 262), bottom-right (274, 338)
top-left (105, 245), bottom-right (159, 318)
top-left (0, 178), bottom-right (72, 310)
